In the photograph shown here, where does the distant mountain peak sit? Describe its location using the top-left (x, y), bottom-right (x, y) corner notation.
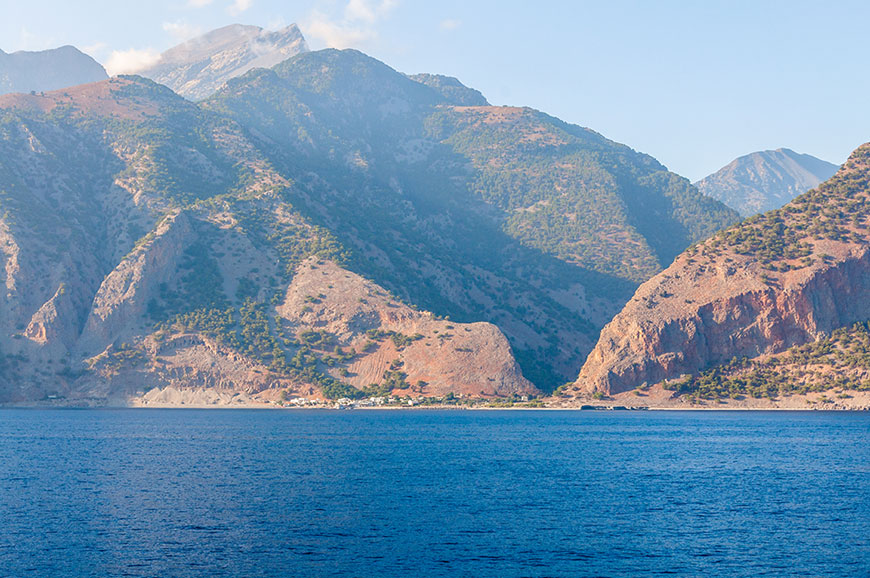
top-left (0, 45), bottom-right (108, 96)
top-left (695, 148), bottom-right (840, 216)
top-left (138, 23), bottom-right (308, 100)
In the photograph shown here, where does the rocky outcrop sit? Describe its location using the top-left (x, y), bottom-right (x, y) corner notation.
top-left (576, 143), bottom-right (870, 394)
top-left (78, 212), bottom-right (192, 355)
top-left (138, 24), bottom-right (308, 100)
top-left (278, 259), bottom-right (537, 397)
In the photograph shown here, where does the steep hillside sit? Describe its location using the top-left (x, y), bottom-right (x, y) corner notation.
top-left (575, 143), bottom-right (870, 395)
top-left (696, 148), bottom-right (840, 216)
top-left (0, 76), bottom-right (532, 404)
top-left (0, 46), bottom-right (107, 95)
top-left (138, 24), bottom-right (308, 100)
top-left (205, 48), bottom-right (738, 387)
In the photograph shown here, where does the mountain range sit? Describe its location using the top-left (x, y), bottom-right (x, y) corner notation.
top-left (1, 24), bottom-right (867, 409)
top-left (695, 148), bottom-right (840, 216)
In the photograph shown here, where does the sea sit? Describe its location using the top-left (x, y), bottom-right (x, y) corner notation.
top-left (0, 409), bottom-right (867, 577)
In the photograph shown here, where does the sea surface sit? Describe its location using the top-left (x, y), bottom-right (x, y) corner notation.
top-left (0, 409), bottom-right (867, 577)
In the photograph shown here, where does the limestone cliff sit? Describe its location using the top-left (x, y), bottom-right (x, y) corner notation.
top-left (576, 143), bottom-right (870, 394)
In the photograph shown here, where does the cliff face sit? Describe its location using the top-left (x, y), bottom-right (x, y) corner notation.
top-left (576, 143), bottom-right (870, 395)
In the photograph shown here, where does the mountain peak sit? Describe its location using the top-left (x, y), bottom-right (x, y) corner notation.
top-left (695, 148), bottom-right (840, 216)
top-left (0, 45), bottom-right (107, 96)
top-left (138, 23), bottom-right (308, 100)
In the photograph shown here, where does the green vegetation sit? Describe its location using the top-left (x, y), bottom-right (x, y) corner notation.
top-left (227, 196), bottom-right (349, 280)
top-left (428, 107), bottom-right (738, 282)
top-left (148, 236), bottom-right (228, 321)
top-left (698, 146), bottom-right (870, 270)
top-left (664, 322), bottom-right (870, 400)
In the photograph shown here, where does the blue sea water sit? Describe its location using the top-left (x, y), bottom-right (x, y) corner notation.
top-left (0, 409), bottom-right (867, 577)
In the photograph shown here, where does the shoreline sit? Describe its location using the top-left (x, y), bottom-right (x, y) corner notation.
top-left (1, 402), bottom-right (867, 411)
top-left (3, 384), bottom-right (868, 411)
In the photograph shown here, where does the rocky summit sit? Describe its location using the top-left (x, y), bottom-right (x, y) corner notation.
top-left (137, 24), bottom-right (308, 101)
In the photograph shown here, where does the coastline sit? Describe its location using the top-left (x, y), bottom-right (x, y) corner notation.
top-left (3, 383), bottom-right (869, 411)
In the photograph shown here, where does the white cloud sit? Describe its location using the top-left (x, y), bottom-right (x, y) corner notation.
top-left (162, 20), bottom-right (203, 43)
top-left (304, 12), bottom-right (374, 49)
top-left (105, 48), bottom-right (161, 75)
top-left (81, 42), bottom-right (109, 59)
top-left (188, 0), bottom-right (214, 6)
top-left (440, 19), bottom-right (461, 31)
top-left (303, 0), bottom-right (399, 49)
top-left (227, 0), bottom-right (253, 16)
top-left (344, 0), bottom-right (397, 24)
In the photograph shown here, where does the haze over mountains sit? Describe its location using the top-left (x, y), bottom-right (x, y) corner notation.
top-left (137, 24), bottom-right (308, 100)
top-left (0, 23), bottom-right (867, 408)
top-left (696, 148), bottom-right (840, 216)
top-left (0, 46), bottom-right (107, 95)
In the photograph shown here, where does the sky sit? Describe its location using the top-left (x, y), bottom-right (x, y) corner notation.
top-left (1, 0), bottom-right (868, 181)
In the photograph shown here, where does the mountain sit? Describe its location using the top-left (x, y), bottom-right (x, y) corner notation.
top-left (695, 148), bottom-right (840, 216)
top-left (137, 24), bottom-right (308, 100)
top-left (0, 76), bottom-right (532, 404)
top-left (0, 45), bottom-right (107, 95)
top-left (574, 143), bottom-right (870, 400)
top-left (0, 48), bottom-right (738, 405)
top-left (205, 48), bottom-right (739, 387)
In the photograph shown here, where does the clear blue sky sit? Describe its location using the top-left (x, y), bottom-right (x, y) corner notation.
top-left (2, 0), bottom-right (868, 181)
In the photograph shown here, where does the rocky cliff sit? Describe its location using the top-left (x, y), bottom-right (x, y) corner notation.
top-left (696, 148), bottom-right (840, 216)
top-left (575, 143), bottom-right (870, 395)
